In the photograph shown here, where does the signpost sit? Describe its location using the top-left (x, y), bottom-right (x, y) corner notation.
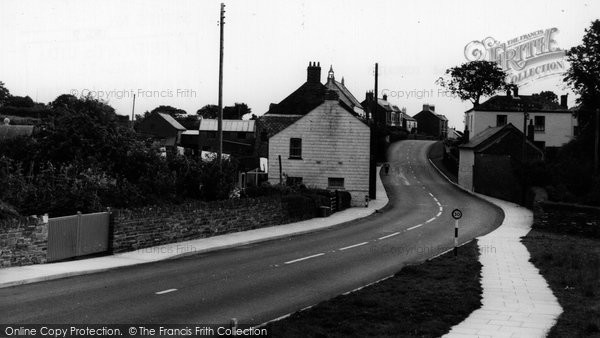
top-left (452, 209), bottom-right (462, 256)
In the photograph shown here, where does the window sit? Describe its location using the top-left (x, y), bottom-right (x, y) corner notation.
top-left (289, 138), bottom-right (302, 159)
top-left (328, 177), bottom-right (345, 189)
top-left (207, 131), bottom-right (217, 139)
top-left (534, 116), bottom-right (545, 132)
top-left (237, 132), bottom-right (246, 139)
top-left (496, 114), bottom-right (507, 127)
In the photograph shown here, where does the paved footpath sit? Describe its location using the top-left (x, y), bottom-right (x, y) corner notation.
top-left (0, 168), bottom-right (388, 288)
top-left (443, 195), bottom-right (562, 338)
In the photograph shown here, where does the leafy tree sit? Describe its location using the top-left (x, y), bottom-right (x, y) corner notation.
top-left (533, 91), bottom-right (558, 104)
top-left (5, 95), bottom-right (34, 108)
top-left (197, 104), bottom-right (218, 119)
top-left (437, 60), bottom-right (508, 106)
top-left (197, 103), bottom-right (252, 120)
top-left (224, 103), bottom-right (251, 119)
top-left (150, 105), bottom-right (187, 119)
top-left (0, 81), bottom-right (10, 106)
top-left (565, 19), bottom-right (600, 126)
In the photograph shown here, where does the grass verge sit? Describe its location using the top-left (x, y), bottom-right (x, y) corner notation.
top-left (521, 204), bottom-right (600, 337)
top-left (266, 241), bottom-right (482, 337)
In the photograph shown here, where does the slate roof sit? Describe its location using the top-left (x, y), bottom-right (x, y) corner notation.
top-left (467, 95), bottom-right (570, 113)
top-left (256, 114), bottom-right (303, 138)
top-left (198, 119), bottom-right (255, 132)
top-left (157, 113), bottom-right (186, 130)
top-left (325, 77), bottom-right (364, 112)
top-left (0, 125), bottom-right (34, 141)
top-left (266, 81), bottom-right (327, 116)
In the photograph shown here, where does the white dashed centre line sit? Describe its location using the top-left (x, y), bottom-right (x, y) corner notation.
top-left (407, 224), bottom-right (423, 231)
top-left (339, 242), bottom-right (369, 251)
top-left (155, 289), bottom-right (177, 295)
top-left (425, 217), bottom-right (436, 223)
top-left (284, 253), bottom-right (325, 265)
top-left (378, 232), bottom-right (400, 240)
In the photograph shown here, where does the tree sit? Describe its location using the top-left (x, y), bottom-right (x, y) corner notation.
top-left (0, 81), bottom-right (11, 106)
top-left (534, 91), bottom-right (558, 104)
top-left (197, 104), bottom-right (219, 119)
top-left (150, 105), bottom-right (187, 119)
top-left (437, 60), bottom-right (508, 106)
top-left (197, 103), bottom-right (252, 120)
top-left (223, 103), bottom-right (251, 119)
top-left (565, 19), bottom-right (600, 123)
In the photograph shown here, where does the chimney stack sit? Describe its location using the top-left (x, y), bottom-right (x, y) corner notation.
top-left (382, 94), bottom-right (388, 101)
top-left (423, 104), bottom-right (429, 112)
top-left (513, 86), bottom-right (519, 97)
top-left (560, 94), bottom-right (568, 109)
top-left (366, 91), bottom-right (374, 102)
top-left (307, 61), bottom-right (321, 83)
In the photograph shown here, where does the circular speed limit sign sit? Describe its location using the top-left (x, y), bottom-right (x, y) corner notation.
top-left (452, 209), bottom-right (463, 220)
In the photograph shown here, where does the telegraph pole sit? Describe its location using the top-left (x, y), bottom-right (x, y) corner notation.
top-left (595, 108), bottom-right (599, 173)
top-left (368, 63), bottom-right (379, 200)
top-left (130, 94), bottom-right (136, 129)
top-left (217, 3), bottom-right (225, 168)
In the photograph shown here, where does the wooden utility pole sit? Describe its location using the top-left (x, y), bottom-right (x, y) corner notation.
top-left (130, 94), bottom-right (136, 129)
top-left (217, 3), bottom-right (225, 167)
top-left (368, 63), bottom-right (379, 200)
top-left (595, 108), bottom-right (599, 173)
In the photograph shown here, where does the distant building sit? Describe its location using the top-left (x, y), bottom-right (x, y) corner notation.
top-left (401, 109), bottom-right (417, 133)
top-left (136, 112), bottom-right (186, 146)
top-left (268, 93), bottom-right (370, 206)
top-left (181, 118), bottom-right (256, 155)
top-left (0, 119), bottom-right (34, 141)
top-left (464, 89), bottom-right (576, 150)
top-left (413, 104), bottom-right (448, 138)
top-left (458, 123), bottom-right (543, 203)
top-left (360, 93), bottom-right (408, 129)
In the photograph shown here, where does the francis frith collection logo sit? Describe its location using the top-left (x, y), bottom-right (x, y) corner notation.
top-left (464, 28), bottom-right (566, 85)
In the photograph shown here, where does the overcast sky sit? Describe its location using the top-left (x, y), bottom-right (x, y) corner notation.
top-left (1, 0), bottom-right (598, 129)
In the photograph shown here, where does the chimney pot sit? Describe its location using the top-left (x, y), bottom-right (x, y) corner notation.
top-left (307, 61), bottom-right (321, 83)
top-left (560, 94), bottom-right (568, 109)
top-left (383, 94), bottom-right (388, 101)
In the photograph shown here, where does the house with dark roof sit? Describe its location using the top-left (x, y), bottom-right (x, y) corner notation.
top-left (464, 88), bottom-right (576, 149)
top-left (413, 104), bottom-right (448, 138)
top-left (136, 112), bottom-right (186, 147)
top-left (458, 123), bottom-right (543, 202)
top-left (268, 92), bottom-right (370, 206)
top-left (360, 93), bottom-right (407, 129)
top-left (256, 62), bottom-right (365, 158)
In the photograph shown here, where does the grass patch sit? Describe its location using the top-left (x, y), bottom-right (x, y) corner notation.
top-left (522, 205), bottom-right (600, 337)
top-left (266, 241), bottom-right (482, 337)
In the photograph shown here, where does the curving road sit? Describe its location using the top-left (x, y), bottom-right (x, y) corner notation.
top-left (0, 140), bottom-right (503, 325)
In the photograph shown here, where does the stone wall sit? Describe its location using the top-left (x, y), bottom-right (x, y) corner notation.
top-left (110, 195), bottom-right (311, 253)
top-left (0, 195), bottom-right (316, 268)
top-left (0, 215), bottom-right (48, 268)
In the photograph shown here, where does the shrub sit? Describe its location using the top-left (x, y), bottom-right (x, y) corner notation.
top-left (282, 194), bottom-right (316, 219)
top-left (338, 191), bottom-right (352, 210)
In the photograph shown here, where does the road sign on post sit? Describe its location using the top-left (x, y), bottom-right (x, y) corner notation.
top-left (452, 209), bottom-right (462, 256)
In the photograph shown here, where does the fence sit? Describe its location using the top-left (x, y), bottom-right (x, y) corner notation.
top-left (47, 211), bottom-right (110, 262)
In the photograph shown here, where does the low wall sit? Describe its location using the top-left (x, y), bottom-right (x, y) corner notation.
top-left (0, 215), bottom-right (48, 268)
top-left (0, 195), bottom-right (317, 268)
top-left (110, 195), bottom-right (313, 253)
